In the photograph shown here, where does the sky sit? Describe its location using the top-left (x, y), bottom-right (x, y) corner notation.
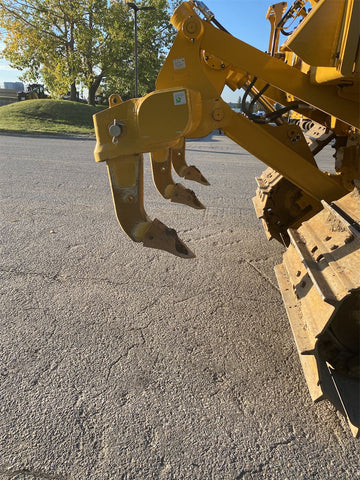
top-left (0, 0), bottom-right (273, 101)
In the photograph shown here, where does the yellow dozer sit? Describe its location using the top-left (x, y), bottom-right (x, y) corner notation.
top-left (93, 0), bottom-right (360, 436)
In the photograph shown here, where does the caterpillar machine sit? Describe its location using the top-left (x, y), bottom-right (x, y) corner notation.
top-left (17, 84), bottom-right (47, 101)
top-left (93, 0), bottom-right (360, 436)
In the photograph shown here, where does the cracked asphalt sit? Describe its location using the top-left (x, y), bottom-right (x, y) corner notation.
top-left (1, 133), bottom-right (359, 479)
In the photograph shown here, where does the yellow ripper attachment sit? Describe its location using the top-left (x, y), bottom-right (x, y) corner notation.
top-left (168, 138), bottom-right (210, 186)
top-left (93, 88), bottom-right (211, 258)
top-left (150, 148), bottom-right (205, 209)
top-left (275, 185), bottom-right (360, 437)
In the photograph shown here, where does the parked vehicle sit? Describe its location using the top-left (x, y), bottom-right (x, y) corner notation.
top-left (17, 84), bottom-right (48, 101)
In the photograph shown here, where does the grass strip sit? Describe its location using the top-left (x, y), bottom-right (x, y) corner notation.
top-left (0, 99), bottom-right (106, 136)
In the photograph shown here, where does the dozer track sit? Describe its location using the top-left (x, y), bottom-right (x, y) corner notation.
top-left (93, 1), bottom-right (360, 435)
top-left (275, 186), bottom-right (360, 437)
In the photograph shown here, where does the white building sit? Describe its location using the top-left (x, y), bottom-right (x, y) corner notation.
top-left (0, 81), bottom-right (24, 90)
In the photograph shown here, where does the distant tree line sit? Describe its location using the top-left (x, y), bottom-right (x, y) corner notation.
top-left (0, 0), bottom-right (179, 105)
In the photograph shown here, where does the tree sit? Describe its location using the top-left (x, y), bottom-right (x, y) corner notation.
top-left (236, 95), bottom-right (242, 110)
top-left (0, 0), bottom-right (178, 104)
top-left (0, 0), bottom-right (87, 100)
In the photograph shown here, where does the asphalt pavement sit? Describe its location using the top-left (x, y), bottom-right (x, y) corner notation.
top-left (1, 133), bottom-right (359, 479)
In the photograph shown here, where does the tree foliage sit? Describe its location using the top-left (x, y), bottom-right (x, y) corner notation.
top-left (105, 0), bottom-right (179, 100)
top-left (0, 0), bottom-right (178, 104)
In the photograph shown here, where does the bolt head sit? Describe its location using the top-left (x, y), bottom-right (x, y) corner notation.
top-left (212, 108), bottom-right (224, 121)
top-left (109, 123), bottom-right (122, 138)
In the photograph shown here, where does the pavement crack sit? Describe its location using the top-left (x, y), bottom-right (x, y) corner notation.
top-left (106, 339), bottom-right (145, 381)
top-left (0, 267), bottom-right (132, 289)
top-left (241, 258), bottom-right (280, 293)
top-left (137, 299), bottom-right (159, 316)
top-left (1, 268), bottom-right (59, 282)
top-left (174, 286), bottom-right (219, 305)
top-left (235, 467), bottom-right (264, 479)
top-left (179, 222), bottom-right (223, 235)
top-left (269, 435), bottom-right (296, 451)
top-left (127, 316), bottom-right (155, 333)
top-left (106, 354), bottom-right (124, 381)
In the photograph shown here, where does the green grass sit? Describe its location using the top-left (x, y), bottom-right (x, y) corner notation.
top-left (0, 99), bottom-right (106, 136)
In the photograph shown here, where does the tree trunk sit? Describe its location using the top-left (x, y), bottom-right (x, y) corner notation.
top-left (88, 74), bottom-right (103, 106)
top-left (70, 82), bottom-right (77, 101)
